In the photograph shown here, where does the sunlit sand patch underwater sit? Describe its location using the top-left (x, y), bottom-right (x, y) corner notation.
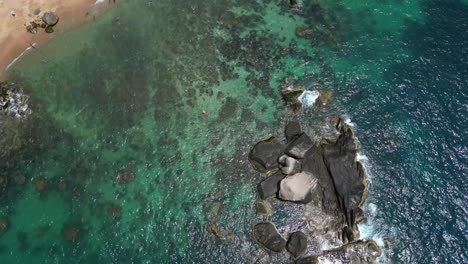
top-left (1, 0), bottom-right (467, 263)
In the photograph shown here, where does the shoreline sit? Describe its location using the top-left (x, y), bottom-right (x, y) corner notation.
top-left (0, 0), bottom-right (117, 79)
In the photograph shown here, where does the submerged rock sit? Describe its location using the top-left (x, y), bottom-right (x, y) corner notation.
top-left (14, 175), bottom-right (26, 186)
top-left (33, 176), bottom-right (47, 192)
top-left (252, 222), bottom-right (286, 252)
top-left (257, 170), bottom-right (284, 200)
top-left (42, 12), bottom-right (59, 27)
top-left (62, 223), bottom-right (82, 242)
top-left (0, 217), bottom-right (9, 236)
top-left (207, 223), bottom-right (223, 238)
top-left (279, 172), bottom-right (317, 203)
top-left (256, 200), bottom-right (274, 216)
top-left (115, 163), bottom-right (135, 184)
top-left (0, 175), bottom-right (8, 199)
top-left (287, 231), bottom-right (308, 258)
top-left (295, 26), bottom-right (314, 39)
top-left (108, 204), bottom-right (122, 220)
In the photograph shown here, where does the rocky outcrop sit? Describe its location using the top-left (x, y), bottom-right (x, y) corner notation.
top-left (249, 118), bottom-right (379, 262)
top-left (26, 11), bottom-right (59, 34)
top-left (252, 222), bottom-right (286, 252)
top-left (287, 231), bottom-right (308, 258)
top-left (280, 79), bottom-right (304, 114)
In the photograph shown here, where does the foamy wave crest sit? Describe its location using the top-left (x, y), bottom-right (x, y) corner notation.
top-left (298, 90), bottom-right (319, 108)
top-left (6, 44), bottom-right (36, 71)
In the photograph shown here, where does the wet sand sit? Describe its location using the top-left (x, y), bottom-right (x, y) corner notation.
top-left (0, 0), bottom-right (116, 78)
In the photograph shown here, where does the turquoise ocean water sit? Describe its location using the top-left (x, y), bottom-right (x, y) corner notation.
top-left (1, 0), bottom-right (467, 263)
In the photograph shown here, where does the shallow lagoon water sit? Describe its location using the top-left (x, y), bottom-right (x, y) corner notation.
top-left (1, 0), bottom-right (467, 263)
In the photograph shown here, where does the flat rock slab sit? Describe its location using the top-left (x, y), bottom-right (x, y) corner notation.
top-left (257, 170), bottom-right (285, 200)
top-left (279, 172), bottom-right (317, 203)
top-left (285, 133), bottom-right (314, 159)
top-left (287, 231), bottom-right (308, 258)
top-left (252, 222), bottom-right (286, 252)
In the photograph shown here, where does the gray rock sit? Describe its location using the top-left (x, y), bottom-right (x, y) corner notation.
top-left (45, 26), bottom-right (54, 34)
top-left (42, 11), bottom-right (59, 26)
top-left (279, 155), bottom-right (301, 175)
top-left (256, 200), bottom-right (274, 216)
top-left (249, 138), bottom-right (285, 171)
top-left (322, 125), bottom-right (367, 226)
top-left (252, 222), bottom-right (286, 252)
top-left (279, 172), bottom-right (318, 203)
top-left (287, 231), bottom-right (307, 258)
top-left (257, 170), bottom-right (285, 200)
top-left (285, 133), bottom-right (314, 159)
top-left (285, 121), bottom-right (302, 142)
top-left (297, 240), bottom-right (381, 264)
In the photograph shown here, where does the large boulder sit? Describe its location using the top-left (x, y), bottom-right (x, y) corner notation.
top-left (279, 155), bottom-right (302, 175)
top-left (281, 79), bottom-right (304, 114)
top-left (257, 170), bottom-right (285, 200)
top-left (252, 222), bottom-right (286, 252)
top-left (279, 172), bottom-right (317, 203)
top-left (249, 137), bottom-right (285, 171)
top-left (287, 231), bottom-right (308, 258)
top-left (285, 133), bottom-right (314, 159)
top-left (42, 12), bottom-right (59, 26)
top-left (285, 121), bottom-right (302, 142)
top-left (322, 125), bottom-right (367, 226)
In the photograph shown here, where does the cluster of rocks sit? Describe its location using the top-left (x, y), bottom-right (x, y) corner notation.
top-left (249, 117), bottom-right (381, 263)
top-left (280, 78), bottom-right (332, 114)
top-left (26, 11), bottom-right (59, 34)
top-left (0, 82), bottom-right (31, 118)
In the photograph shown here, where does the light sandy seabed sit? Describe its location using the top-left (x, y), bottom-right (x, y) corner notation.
top-left (0, 0), bottom-right (114, 78)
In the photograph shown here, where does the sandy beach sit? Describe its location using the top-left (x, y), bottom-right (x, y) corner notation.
top-left (0, 0), bottom-right (115, 78)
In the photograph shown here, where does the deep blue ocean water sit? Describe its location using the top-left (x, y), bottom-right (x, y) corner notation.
top-left (0, 0), bottom-right (467, 263)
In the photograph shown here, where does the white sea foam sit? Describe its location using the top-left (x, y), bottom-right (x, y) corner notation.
top-left (298, 90), bottom-right (319, 108)
top-left (344, 116), bottom-right (355, 127)
top-left (5, 44), bottom-right (36, 71)
top-left (357, 153), bottom-right (369, 161)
